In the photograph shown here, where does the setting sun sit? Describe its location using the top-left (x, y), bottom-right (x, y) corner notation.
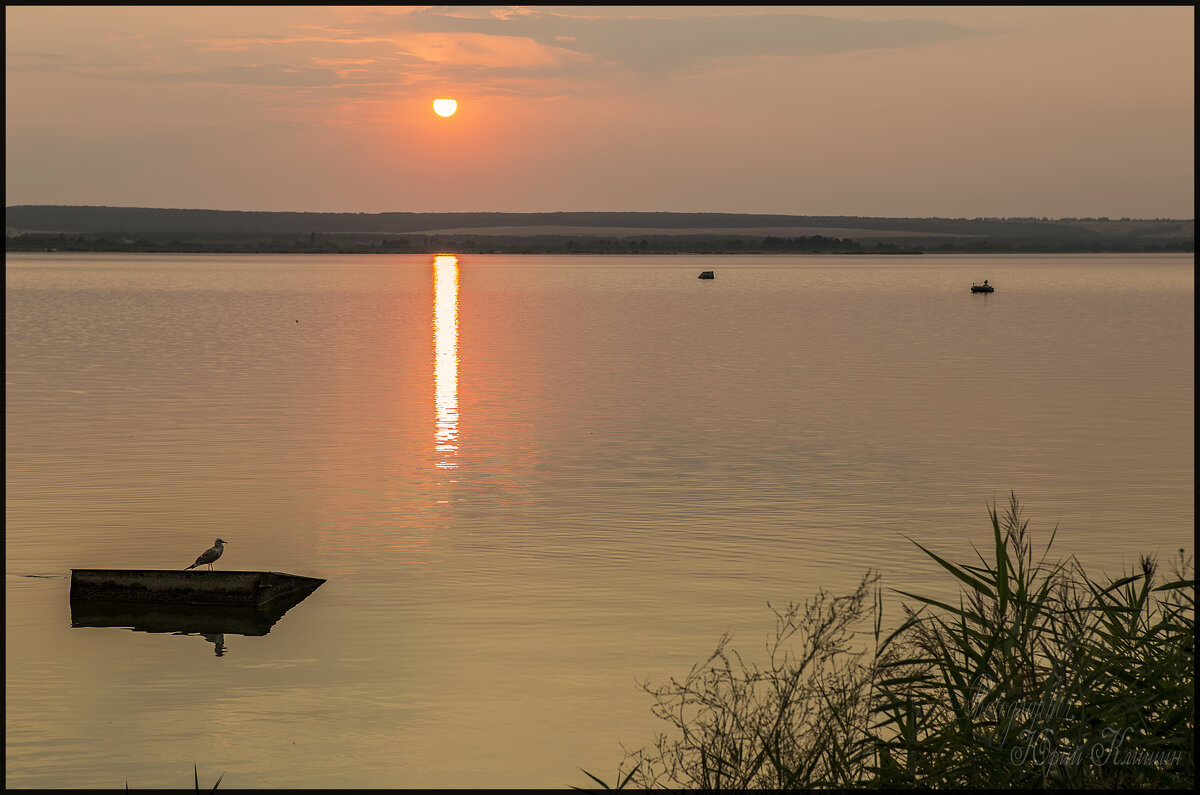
top-left (432, 98), bottom-right (458, 117)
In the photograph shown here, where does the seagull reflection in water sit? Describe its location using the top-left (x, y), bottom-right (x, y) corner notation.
top-left (203, 633), bottom-right (226, 657)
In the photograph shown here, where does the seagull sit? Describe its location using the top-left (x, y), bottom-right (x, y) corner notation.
top-left (185, 539), bottom-right (227, 571)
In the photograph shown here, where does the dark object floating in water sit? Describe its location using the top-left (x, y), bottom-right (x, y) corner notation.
top-left (70, 569), bottom-right (325, 608)
top-left (971, 281), bottom-right (994, 293)
top-left (70, 570), bottom-right (325, 638)
top-left (698, 271), bottom-right (715, 279)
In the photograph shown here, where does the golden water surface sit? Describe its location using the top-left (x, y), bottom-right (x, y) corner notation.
top-left (6, 252), bottom-right (1193, 788)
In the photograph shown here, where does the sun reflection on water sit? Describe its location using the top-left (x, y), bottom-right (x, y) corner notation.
top-left (433, 255), bottom-right (459, 469)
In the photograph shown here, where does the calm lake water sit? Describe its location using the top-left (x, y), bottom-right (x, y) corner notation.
top-left (5, 252), bottom-right (1194, 788)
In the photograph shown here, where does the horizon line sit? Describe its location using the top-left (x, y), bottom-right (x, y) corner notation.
top-left (5, 204), bottom-right (1195, 223)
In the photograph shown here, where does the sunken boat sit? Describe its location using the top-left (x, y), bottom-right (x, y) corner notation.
top-left (70, 569), bottom-right (326, 637)
top-left (70, 569), bottom-right (325, 607)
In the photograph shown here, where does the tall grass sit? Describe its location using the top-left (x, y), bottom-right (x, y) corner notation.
top-left (581, 494), bottom-right (1194, 789)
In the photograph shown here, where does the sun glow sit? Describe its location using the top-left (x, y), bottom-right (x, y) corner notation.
top-left (433, 255), bottom-right (460, 470)
top-left (432, 98), bottom-right (458, 117)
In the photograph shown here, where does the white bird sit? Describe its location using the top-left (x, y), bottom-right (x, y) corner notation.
top-left (185, 539), bottom-right (227, 571)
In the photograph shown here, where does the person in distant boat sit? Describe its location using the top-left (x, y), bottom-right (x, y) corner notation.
top-left (983, 280), bottom-right (989, 286)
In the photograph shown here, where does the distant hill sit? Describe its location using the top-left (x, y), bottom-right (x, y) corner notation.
top-left (5, 205), bottom-right (1193, 254)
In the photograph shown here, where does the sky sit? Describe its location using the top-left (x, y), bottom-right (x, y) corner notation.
top-left (5, 5), bottom-right (1194, 218)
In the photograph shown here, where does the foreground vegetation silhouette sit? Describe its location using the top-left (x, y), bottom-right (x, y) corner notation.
top-left (579, 494), bottom-right (1194, 789)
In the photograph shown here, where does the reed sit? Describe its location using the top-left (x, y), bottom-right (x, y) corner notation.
top-left (873, 493), bottom-right (1193, 788)
top-left (581, 494), bottom-right (1194, 789)
top-left (194, 762), bottom-right (225, 791)
top-left (123, 764), bottom-right (223, 791)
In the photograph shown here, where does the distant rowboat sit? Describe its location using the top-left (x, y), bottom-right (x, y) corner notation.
top-left (971, 283), bottom-right (994, 293)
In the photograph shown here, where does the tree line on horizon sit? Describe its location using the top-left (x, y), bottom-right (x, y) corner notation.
top-left (6, 204), bottom-right (1194, 233)
top-left (6, 229), bottom-right (1194, 255)
top-left (5, 205), bottom-right (1193, 254)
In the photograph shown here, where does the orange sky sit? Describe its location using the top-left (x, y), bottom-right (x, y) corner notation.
top-left (5, 5), bottom-right (1194, 218)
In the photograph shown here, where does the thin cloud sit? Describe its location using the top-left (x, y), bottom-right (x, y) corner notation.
top-left (397, 32), bottom-right (592, 70)
top-left (5, 50), bottom-right (79, 72)
top-left (191, 31), bottom-right (396, 53)
top-left (13, 9), bottom-right (976, 96)
top-left (104, 63), bottom-right (348, 87)
top-left (385, 9), bottom-right (982, 75)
